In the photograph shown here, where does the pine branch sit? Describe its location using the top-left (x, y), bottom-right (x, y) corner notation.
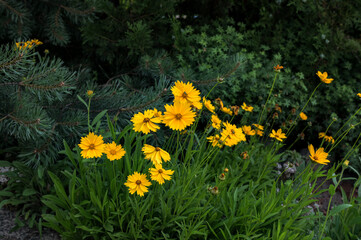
top-left (0, 53), bottom-right (24, 69)
top-left (0, 0), bottom-right (24, 19)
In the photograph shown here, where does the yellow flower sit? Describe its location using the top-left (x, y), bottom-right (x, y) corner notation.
top-left (203, 97), bottom-right (215, 113)
top-left (149, 164), bottom-right (174, 185)
top-left (252, 124), bottom-right (264, 130)
top-left (211, 115), bottom-right (222, 129)
top-left (124, 172), bottom-right (151, 197)
top-left (151, 108), bottom-right (163, 122)
top-left (231, 106), bottom-right (240, 115)
top-left (163, 101), bottom-right (196, 131)
top-left (215, 98), bottom-right (224, 109)
top-left (221, 122), bottom-right (246, 146)
top-left (344, 160), bottom-right (350, 167)
top-left (308, 144), bottom-right (330, 165)
top-left (241, 102), bottom-right (253, 112)
top-left (269, 129), bottom-right (287, 142)
top-left (319, 132), bottom-right (326, 138)
top-left (104, 141), bottom-right (126, 161)
top-left (131, 109), bottom-right (161, 134)
top-left (256, 129), bottom-right (264, 136)
top-left (221, 107), bottom-right (233, 116)
top-left (324, 135), bottom-right (335, 144)
top-left (87, 90), bottom-right (94, 96)
top-left (78, 132), bottom-right (105, 159)
top-left (206, 134), bottom-right (223, 148)
top-left (316, 71), bottom-right (334, 84)
top-left (190, 101), bottom-right (203, 110)
top-left (142, 144), bottom-right (171, 165)
top-left (273, 65), bottom-right (284, 71)
top-left (358, 93), bottom-right (361, 98)
top-left (171, 81), bottom-right (201, 106)
top-left (300, 112), bottom-right (308, 120)
top-left (242, 125), bottom-right (256, 136)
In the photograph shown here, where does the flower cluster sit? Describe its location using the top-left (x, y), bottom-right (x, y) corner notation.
top-left (15, 39), bottom-right (43, 50)
top-left (319, 132), bottom-right (335, 144)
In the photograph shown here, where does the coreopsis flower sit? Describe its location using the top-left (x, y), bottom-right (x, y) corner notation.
top-left (214, 98), bottom-right (224, 109)
top-left (324, 136), bottom-right (335, 144)
top-left (131, 109), bottom-right (161, 134)
top-left (190, 101), bottom-right (203, 111)
top-left (358, 93), bottom-right (361, 98)
top-left (252, 124), bottom-right (264, 131)
top-left (104, 141), bottom-right (126, 161)
top-left (211, 115), bottom-right (222, 129)
top-left (317, 71), bottom-right (334, 84)
top-left (203, 97), bottom-right (215, 113)
top-left (241, 102), bottom-right (253, 112)
top-left (149, 164), bottom-right (174, 185)
top-left (142, 144), bottom-right (170, 165)
top-left (207, 134), bottom-right (223, 148)
top-left (221, 122), bottom-right (246, 146)
top-left (151, 108), bottom-right (163, 122)
top-left (319, 132), bottom-right (326, 138)
top-left (273, 65), bottom-right (284, 71)
top-left (78, 132), bottom-right (105, 158)
top-left (124, 172), bottom-right (151, 196)
top-left (242, 125), bottom-right (256, 136)
top-left (163, 101), bottom-right (196, 131)
top-left (256, 129), bottom-right (264, 136)
top-left (87, 90), bottom-right (94, 97)
top-left (223, 168), bottom-right (229, 173)
top-left (308, 144), bottom-right (330, 165)
top-left (231, 105), bottom-right (240, 115)
top-left (221, 107), bottom-right (233, 116)
top-left (171, 81), bottom-right (201, 106)
top-left (300, 112), bottom-right (308, 120)
top-left (269, 129), bottom-right (287, 142)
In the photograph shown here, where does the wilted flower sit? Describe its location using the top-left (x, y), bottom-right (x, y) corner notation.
top-left (219, 173), bottom-right (226, 181)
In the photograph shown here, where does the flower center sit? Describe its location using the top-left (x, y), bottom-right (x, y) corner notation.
top-left (136, 180), bottom-right (141, 185)
top-left (158, 169), bottom-right (163, 174)
top-left (89, 144), bottom-right (95, 150)
top-left (313, 156), bottom-right (318, 161)
top-left (231, 129), bottom-right (235, 134)
top-left (182, 92), bottom-right (188, 98)
top-left (155, 147), bottom-right (161, 151)
top-left (175, 113), bottom-right (182, 120)
top-left (143, 118), bottom-right (150, 123)
top-left (110, 149), bottom-right (116, 155)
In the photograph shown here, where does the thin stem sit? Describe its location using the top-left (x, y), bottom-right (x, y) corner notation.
top-left (258, 72), bottom-right (278, 125)
top-left (320, 119), bottom-right (336, 148)
top-left (334, 107), bottom-right (361, 138)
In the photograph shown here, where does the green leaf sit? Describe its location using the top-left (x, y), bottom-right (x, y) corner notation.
top-left (22, 188), bottom-right (37, 196)
top-left (91, 109), bottom-right (107, 127)
top-left (77, 95), bottom-right (88, 108)
top-left (0, 191), bottom-right (14, 197)
top-left (0, 161), bottom-right (12, 167)
top-left (329, 204), bottom-right (353, 217)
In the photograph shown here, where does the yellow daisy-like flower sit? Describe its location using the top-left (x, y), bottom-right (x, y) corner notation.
top-left (131, 109), bottom-right (161, 134)
top-left (190, 101), bottom-right (203, 110)
top-left (308, 144), bottom-right (330, 165)
top-left (241, 102), bottom-right (253, 112)
top-left (256, 129), bottom-right (264, 136)
top-left (221, 122), bottom-right (246, 146)
top-left (300, 112), bottom-right (308, 120)
top-left (252, 124), bottom-right (264, 130)
top-left (203, 97), bottom-right (215, 113)
top-left (221, 107), bottom-right (233, 116)
top-left (206, 134), bottom-right (223, 148)
top-left (163, 101), bottom-right (196, 131)
top-left (78, 132), bottom-right (105, 159)
top-left (242, 125), bottom-right (256, 136)
top-left (124, 172), bottom-right (151, 197)
top-left (151, 108), bottom-right (163, 122)
top-left (358, 93), bottom-right (361, 98)
top-left (87, 90), bottom-right (94, 96)
top-left (269, 129), bottom-right (287, 142)
top-left (142, 144), bottom-right (171, 165)
top-left (319, 132), bottom-right (326, 138)
top-left (324, 135), bottom-right (335, 144)
top-left (231, 106), bottom-right (240, 115)
top-left (316, 71), bottom-right (334, 84)
top-left (104, 141), bottom-right (126, 161)
top-left (211, 115), bottom-right (222, 129)
top-left (214, 98), bottom-right (224, 109)
top-left (273, 65), bottom-right (284, 71)
top-left (171, 81), bottom-right (201, 106)
top-left (149, 164), bottom-right (174, 185)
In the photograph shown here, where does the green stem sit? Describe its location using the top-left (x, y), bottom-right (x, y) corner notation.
top-left (258, 72), bottom-right (278, 125)
top-left (320, 119), bottom-right (336, 148)
top-left (87, 97), bottom-right (92, 132)
top-left (334, 107), bottom-right (361, 138)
